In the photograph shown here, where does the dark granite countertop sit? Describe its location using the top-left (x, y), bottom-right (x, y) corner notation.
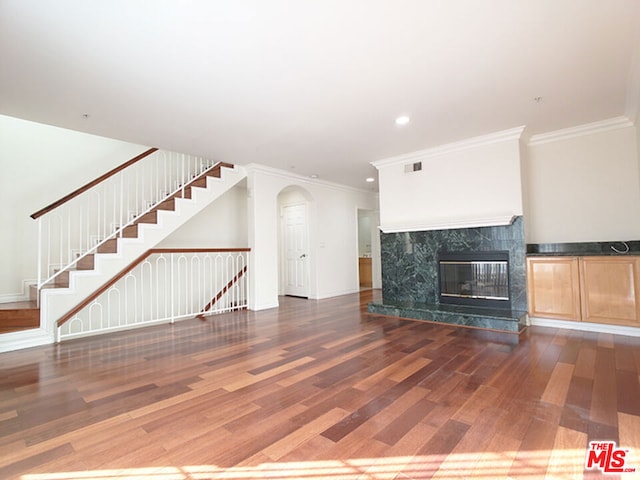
top-left (527, 240), bottom-right (640, 256)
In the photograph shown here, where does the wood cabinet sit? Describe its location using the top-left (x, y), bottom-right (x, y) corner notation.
top-left (527, 257), bottom-right (581, 321)
top-left (527, 256), bottom-right (640, 327)
top-left (579, 256), bottom-right (640, 327)
top-left (359, 257), bottom-right (372, 288)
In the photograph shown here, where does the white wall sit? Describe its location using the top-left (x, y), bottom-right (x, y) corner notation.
top-left (246, 165), bottom-right (379, 310)
top-left (519, 139), bottom-right (532, 241)
top-left (158, 183), bottom-right (248, 249)
top-left (0, 115), bottom-right (147, 298)
top-left (637, 122), bottom-right (640, 185)
top-left (525, 126), bottom-right (640, 243)
top-left (371, 208), bottom-right (382, 289)
top-left (374, 122), bottom-right (640, 245)
top-left (374, 128), bottom-right (524, 232)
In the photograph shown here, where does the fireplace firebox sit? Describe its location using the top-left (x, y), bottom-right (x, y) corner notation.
top-left (438, 251), bottom-right (510, 309)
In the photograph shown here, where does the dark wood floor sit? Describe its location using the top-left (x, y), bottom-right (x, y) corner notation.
top-left (1, 289), bottom-right (639, 479)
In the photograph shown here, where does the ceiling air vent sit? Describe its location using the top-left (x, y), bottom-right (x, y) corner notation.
top-left (404, 161), bottom-right (422, 173)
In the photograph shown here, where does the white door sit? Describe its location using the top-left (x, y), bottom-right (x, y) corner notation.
top-left (282, 203), bottom-right (309, 297)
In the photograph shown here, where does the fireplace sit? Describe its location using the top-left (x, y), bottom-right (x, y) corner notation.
top-left (438, 251), bottom-right (510, 309)
top-left (369, 217), bottom-right (527, 334)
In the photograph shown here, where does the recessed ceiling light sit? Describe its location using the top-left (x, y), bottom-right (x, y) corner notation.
top-left (365, 177), bottom-right (375, 183)
top-left (395, 115), bottom-right (410, 126)
top-left (82, 113), bottom-right (90, 119)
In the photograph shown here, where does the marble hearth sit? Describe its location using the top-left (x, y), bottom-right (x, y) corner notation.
top-left (368, 216), bottom-right (528, 334)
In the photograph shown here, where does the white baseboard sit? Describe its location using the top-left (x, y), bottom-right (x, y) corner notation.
top-left (530, 316), bottom-right (640, 338)
top-left (248, 301), bottom-right (279, 311)
top-left (310, 288), bottom-right (360, 300)
top-left (0, 327), bottom-right (54, 353)
top-left (0, 294), bottom-right (26, 303)
top-left (59, 317), bottom-right (180, 342)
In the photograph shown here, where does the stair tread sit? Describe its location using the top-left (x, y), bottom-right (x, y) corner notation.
top-left (0, 326), bottom-right (39, 334)
top-left (0, 301), bottom-right (38, 310)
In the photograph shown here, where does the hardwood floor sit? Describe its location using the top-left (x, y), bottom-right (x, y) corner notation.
top-left (1, 289), bottom-right (639, 479)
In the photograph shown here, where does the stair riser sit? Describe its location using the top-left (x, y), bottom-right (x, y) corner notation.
top-left (190, 178), bottom-right (207, 188)
top-left (122, 225), bottom-right (139, 238)
top-left (0, 308), bottom-right (40, 333)
top-left (55, 271), bottom-right (70, 288)
top-left (0, 310), bottom-right (40, 322)
top-left (135, 211), bottom-right (158, 224)
top-left (207, 167), bottom-right (222, 178)
top-left (157, 198), bottom-right (176, 211)
top-left (97, 239), bottom-right (118, 254)
top-left (77, 255), bottom-right (94, 270)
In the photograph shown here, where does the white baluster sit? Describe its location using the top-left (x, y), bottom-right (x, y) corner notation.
top-left (37, 218), bottom-right (42, 290)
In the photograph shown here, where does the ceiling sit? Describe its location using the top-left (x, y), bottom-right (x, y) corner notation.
top-left (1, 1), bottom-right (639, 190)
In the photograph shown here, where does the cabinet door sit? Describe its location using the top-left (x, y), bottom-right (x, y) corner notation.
top-left (527, 257), bottom-right (581, 321)
top-left (579, 256), bottom-right (640, 327)
top-left (359, 258), bottom-right (372, 287)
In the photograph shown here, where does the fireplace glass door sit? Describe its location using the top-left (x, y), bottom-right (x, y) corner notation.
top-left (438, 251), bottom-right (510, 309)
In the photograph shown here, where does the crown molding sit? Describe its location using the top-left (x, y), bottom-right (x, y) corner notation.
top-left (371, 126), bottom-right (525, 169)
top-left (243, 163), bottom-right (375, 195)
top-left (378, 215), bottom-right (516, 234)
top-left (527, 116), bottom-right (633, 146)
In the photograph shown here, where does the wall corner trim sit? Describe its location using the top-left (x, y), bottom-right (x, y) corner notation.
top-left (371, 126), bottom-right (526, 169)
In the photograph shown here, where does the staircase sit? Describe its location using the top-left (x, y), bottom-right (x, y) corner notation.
top-left (0, 152), bottom-right (246, 352)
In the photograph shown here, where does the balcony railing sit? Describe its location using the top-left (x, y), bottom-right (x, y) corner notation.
top-left (57, 249), bottom-right (249, 341)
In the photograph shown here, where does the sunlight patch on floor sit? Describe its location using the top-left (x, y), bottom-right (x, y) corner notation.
top-left (20, 448), bottom-right (593, 479)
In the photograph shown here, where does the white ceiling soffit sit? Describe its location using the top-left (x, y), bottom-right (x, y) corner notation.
top-left (1, 0), bottom-right (639, 189)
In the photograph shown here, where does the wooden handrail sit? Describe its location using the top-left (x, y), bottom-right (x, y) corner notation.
top-left (31, 147), bottom-right (159, 219)
top-left (56, 247), bottom-right (250, 327)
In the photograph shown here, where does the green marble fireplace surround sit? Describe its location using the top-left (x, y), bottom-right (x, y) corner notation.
top-left (368, 216), bottom-right (528, 334)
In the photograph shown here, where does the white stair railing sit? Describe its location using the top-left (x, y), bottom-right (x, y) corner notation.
top-left (31, 148), bottom-right (225, 290)
top-left (57, 249), bottom-right (249, 341)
